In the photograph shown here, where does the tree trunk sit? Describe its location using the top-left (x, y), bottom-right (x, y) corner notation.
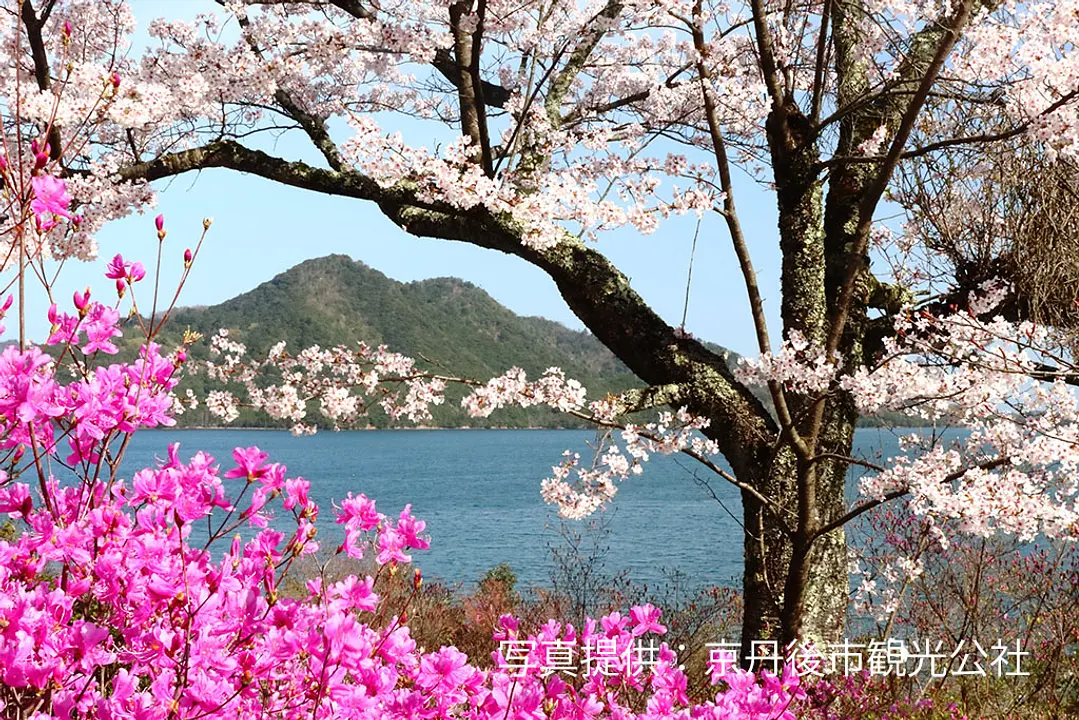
top-left (740, 405), bottom-right (854, 658)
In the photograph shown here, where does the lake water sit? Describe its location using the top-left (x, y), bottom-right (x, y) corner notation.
top-left (116, 427), bottom-right (940, 592)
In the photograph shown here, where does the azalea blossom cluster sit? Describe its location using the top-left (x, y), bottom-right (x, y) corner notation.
top-left (0, 151), bottom-right (88, 268)
top-left (1, 301), bottom-right (178, 467)
top-left (488, 610), bottom-right (805, 719)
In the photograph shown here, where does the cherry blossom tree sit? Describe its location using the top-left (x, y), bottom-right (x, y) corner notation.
top-left (3, 0), bottom-right (1079, 659)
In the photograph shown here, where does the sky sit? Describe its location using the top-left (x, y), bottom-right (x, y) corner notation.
top-left (6, 0), bottom-right (788, 358)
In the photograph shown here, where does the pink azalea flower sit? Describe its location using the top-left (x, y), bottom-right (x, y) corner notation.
top-left (106, 254), bottom-right (147, 283)
top-left (416, 646), bottom-right (473, 693)
top-left (629, 603), bottom-right (667, 636)
top-left (376, 525), bottom-right (411, 565)
top-left (30, 175), bottom-right (73, 230)
top-left (396, 504), bottom-right (430, 550)
top-left (224, 446), bottom-right (270, 480)
top-left (283, 476), bottom-right (311, 511)
top-left (337, 492), bottom-right (380, 531)
top-left (330, 575), bottom-right (379, 612)
top-left (81, 303), bottom-right (122, 354)
top-left (105, 254), bottom-right (127, 280)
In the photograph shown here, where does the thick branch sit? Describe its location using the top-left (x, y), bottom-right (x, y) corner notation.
top-left (448, 0), bottom-right (493, 173)
top-left (692, 0), bottom-right (808, 458)
top-left (614, 383), bottom-right (685, 414)
top-left (119, 142), bottom-right (779, 475)
top-left (748, 0), bottom-right (786, 109)
top-left (20, 0), bottom-right (62, 160)
top-left (544, 0), bottom-right (623, 127)
top-left (431, 48), bottom-right (512, 109)
top-left (825, 0), bottom-right (976, 357)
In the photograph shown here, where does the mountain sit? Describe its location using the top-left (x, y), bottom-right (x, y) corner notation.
top-left (154, 255), bottom-right (647, 428)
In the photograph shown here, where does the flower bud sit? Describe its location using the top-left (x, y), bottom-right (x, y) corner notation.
top-left (30, 139), bottom-right (40, 155)
top-left (33, 152), bottom-right (48, 170)
top-left (13, 446), bottom-right (23, 462)
top-left (111, 72), bottom-right (121, 88)
top-left (155, 214), bottom-right (164, 232)
top-left (62, 21), bottom-right (72, 39)
top-left (413, 569), bottom-right (423, 590)
top-left (203, 217), bottom-right (213, 229)
top-left (116, 278), bottom-right (126, 297)
top-left (73, 287), bottom-right (91, 313)
top-left (0, 155), bottom-right (7, 172)
top-left (183, 248), bottom-right (193, 268)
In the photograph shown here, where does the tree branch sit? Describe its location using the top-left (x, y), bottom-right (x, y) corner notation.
top-left (223, 1), bottom-right (347, 171)
top-left (810, 457), bottom-right (1012, 540)
top-left (117, 141), bottom-right (779, 476)
top-left (613, 383), bottom-right (686, 414)
top-left (544, 0), bottom-right (623, 127)
top-left (748, 0), bottom-right (786, 109)
top-left (817, 88), bottom-right (1079, 170)
top-left (20, 0), bottom-right (62, 160)
top-left (825, 0), bottom-right (977, 358)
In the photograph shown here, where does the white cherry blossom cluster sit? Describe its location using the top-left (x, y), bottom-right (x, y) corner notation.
top-left (197, 336), bottom-right (452, 433)
top-left (839, 292), bottom-right (1079, 539)
top-left (539, 407), bottom-right (719, 519)
top-left (724, 277), bottom-right (1079, 540)
top-left (460, 367), bottom-right (587, 417)
top-left (191, 333), bottom-right (725, 520)
top-left (340, 113), bottom-right (718, 250)
top-left (205, 389), bottom-right (241, 424)
top-left (734, 330), bottom-right (842, 395)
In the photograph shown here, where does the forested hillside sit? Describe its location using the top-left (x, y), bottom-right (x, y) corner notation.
top-left (153, 255), bottom-right (646, 428)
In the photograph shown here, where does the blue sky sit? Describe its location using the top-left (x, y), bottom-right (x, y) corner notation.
top-left (7, 0), bottom-right (787, 358)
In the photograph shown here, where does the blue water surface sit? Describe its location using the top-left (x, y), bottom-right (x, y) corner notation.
top-left (114, 427), bottom-right (948, 592)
